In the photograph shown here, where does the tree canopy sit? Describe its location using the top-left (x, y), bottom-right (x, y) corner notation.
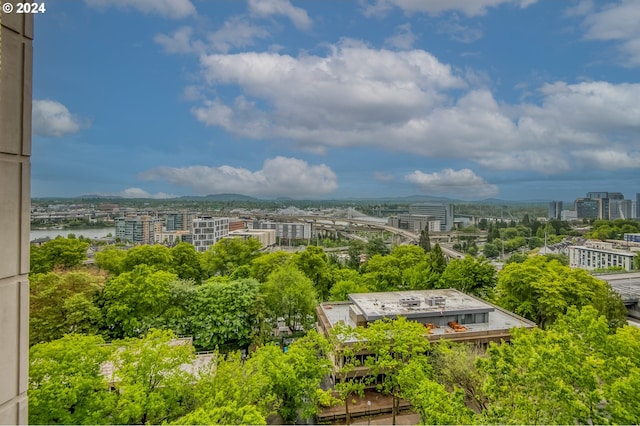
top-left (496, 256), bottom-right (626, 329)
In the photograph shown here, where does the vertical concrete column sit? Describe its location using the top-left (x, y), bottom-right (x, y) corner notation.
top-left (0, 2), bottom-right (32, 424)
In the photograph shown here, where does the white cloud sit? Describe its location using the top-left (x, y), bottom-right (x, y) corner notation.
top-left (405, 168), bottom-right (499, 199)
top-left (195, 41), bottom-right (465, 137)
top-left (581, 0), bottom-right (640, 66)
top-left (384, 23), bottom-right (416, 50)
top-left (207, 16), bottom-right (270, 53)
top-left (85, 0), bottom-right (196, 19)
top-left (32, 99), bottom-right (85, 137)
top-left (118, 188), bottom-right (177, 199)
top-left (248, 0), bottom-right (312, 30)
top-left (154, 27), bottom-right (205, 54)
top-left (572, 149), bottom-right (640, 170)
top-left (154, 17), bottom-right (269, 55)
top-left (190, 41), bottom-right (640, 174)
top-left (437, 18), bottom-right (483, 43)
top-left (362, 0), bottom-right (537, 18)
top-left (139, 156), bottom-right (338, 197)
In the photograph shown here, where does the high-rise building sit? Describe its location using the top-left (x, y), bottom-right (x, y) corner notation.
top-left (636, 193), bottom-right (640, 219)
top-left (1, 9), bottom-right (32, 422)
top-left (586, 191), bottom-right (610, 200)
top-left (115, 215), bottom-right (161, 245)
top-left (163, 211), bottom-right (196, 232)
top-left (548, 201), bottom-right (563, 220)
top-left (192, 217), bottom-right (229, 253)
top-left (575, 198), bottom-right (601, 219)
top-left (408, 203), bottom-right (454, 231)
top-left (609, 199), bottom-right (633, 220)
top-left (576, 192), bottom-right (631, 220)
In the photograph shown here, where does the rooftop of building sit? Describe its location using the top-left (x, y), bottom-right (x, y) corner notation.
top-left (596, 272), bottom-right (640, 303)
top-left (318, 289), bottom-right (535, 341)
top-left (571, 245), bottom-right (637, 256)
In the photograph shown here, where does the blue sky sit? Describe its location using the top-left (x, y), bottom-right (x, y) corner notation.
top-left (32, 0), bottom-right (640, 201)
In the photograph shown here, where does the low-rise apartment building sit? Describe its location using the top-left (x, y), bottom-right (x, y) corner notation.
top-left (569, 242), bottom-right (637, 271)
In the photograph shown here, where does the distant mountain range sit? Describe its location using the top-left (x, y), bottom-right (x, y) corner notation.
top-left (34, 192), bottom-right (549, 205)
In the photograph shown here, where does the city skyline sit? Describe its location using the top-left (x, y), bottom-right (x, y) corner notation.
top-left (32, 0), bottom-right (640, 201)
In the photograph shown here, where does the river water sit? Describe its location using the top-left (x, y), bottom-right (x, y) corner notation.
top-left (30, 228), bottom-right (116, 241)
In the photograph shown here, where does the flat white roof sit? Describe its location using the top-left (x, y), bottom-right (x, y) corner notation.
top-left (348, 289), bottom-right (492, 322)
top-left (320, 289), bottom-right (535, 338)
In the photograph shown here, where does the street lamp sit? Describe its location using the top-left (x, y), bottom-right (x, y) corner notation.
top-left (367, 400), bottom-right (371, 425)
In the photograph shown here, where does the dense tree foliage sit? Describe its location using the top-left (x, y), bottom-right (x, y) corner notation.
top-left (438, 255), bottom-right (497, 298)
top-left (192, 278), bottom-right (261, 350)
top-left (588, 219), bottom-right (640, 240)
top-left (30, 271), bottom-right (104, 345)
top-left (107, 329), bottom-right (196, 425)
top-left (30, 237), bottom-right (89, 274)
top-left (29, 334), bottom-right (113, 425)
top-left (362, 316), bottom-right (432, 424)
top-left (201, 237), bottom-right (261, 277)
top-left (418, 228), bottom-right (431, 252)
top-left (478, 307), bottom-right (640, 424)
top-left (28, 231), bottom-right (640, 425)
top-left (496, 256), bottom-right (627, 329)
top-left (102, 265), bottom-right (176, 338)
top-left (170, 242), bottom-right (204, 281)
top-left (261, 264), bottom-right (317, 331)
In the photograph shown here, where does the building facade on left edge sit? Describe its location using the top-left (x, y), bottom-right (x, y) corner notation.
top-left (0, 5), bottom-right (32, 423)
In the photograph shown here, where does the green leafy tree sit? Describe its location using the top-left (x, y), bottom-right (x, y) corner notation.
top-left (496, 256), bottom-right (626, 328)
top-left (177, 351), bottom-right (268, 425)
top-left (170, 242), bottom-right (204, 282)
top-left (506, 252), bottom-right (528, 264)
top-left (192, 278), bottom-right (261, 351)
top-left (329, 324), bottom-right (368, 424)
top-left (347, 240), bottom-right (366, 270)
top-left (246, 331), bottom-right (332, 423)
top-left (159, 278), bottom-right (199, 337)
top-left (202, 238), bottom-right (262, 277)
top-left (261, 264), bottom-right (317, 331)
top-left (29, 334), bottom-right (114, 425)
top-left (108, 329), bottom-right (196, 425)
top-left (429, 341), bottom-right (488, 411)
top-left (30, 237), bottom-right (89, 274)
top-left (365, 237), bottom-right (390, 257)
top-left (30, 271), bottom-right (104, 345)
top-left (329, 279), bottom-right (371, 301)
top-left (250, 250), bottom-right (293, 282)
top-left (361, 254), bottom-right (402, 291)
top-left (121, 244), bottom-right (173, 273)
top-left (102, 264), bottom-right (176, 338)
top-left (426, 243), bottom-right (447, 274)
top-left (478, 307), bottom-right (615, 424)
top-left (398, 357), bottom-right (475, 425)
top-left (293, 245), bottom-right (334, 301)
top-left (418, 228), bottom-right (431, 252)
top-left (362, 317), bottom-right (431, 425)
top-left (95, 246), bottom-right (127, 275)
top-left (438, 256), bottom-right (497, 298)
top-left (482, 242), bottom-right (499, 258)
top-left (175, 403), bottom-right (266, 425)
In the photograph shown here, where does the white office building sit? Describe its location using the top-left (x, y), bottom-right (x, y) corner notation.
top-left (569, 244), bottom-right (636, 271)
top-left (408, 203), bottom-right (454, 231)
top-left (192, 217), bottom-right (229, 253)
